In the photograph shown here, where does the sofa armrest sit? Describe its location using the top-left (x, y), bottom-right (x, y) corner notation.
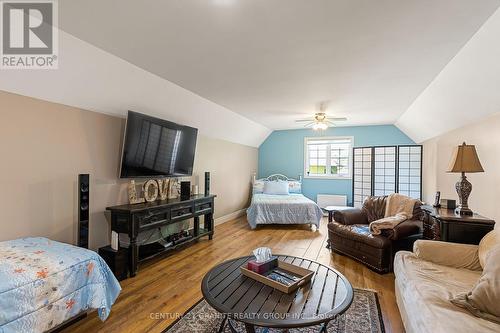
top-left (413, 240), bottom-right (481, 271)
top-left (333, 209), bottom-right (368, 225)
top-left (386, 218), bottom-right (422, 240)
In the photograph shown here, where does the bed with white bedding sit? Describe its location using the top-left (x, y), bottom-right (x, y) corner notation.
top-left (246, 174), bottom-right (323, 229)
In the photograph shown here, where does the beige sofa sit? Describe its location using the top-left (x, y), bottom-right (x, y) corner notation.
top-left (394, 240), bottom-right (500, 333)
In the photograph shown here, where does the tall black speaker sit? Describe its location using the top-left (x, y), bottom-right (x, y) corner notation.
top-left (180, 181), bottom-right (191, 200)
top-left (204, 172), bottom-right (210, 196)
top-left (78, 174), bottom-right (90, 249)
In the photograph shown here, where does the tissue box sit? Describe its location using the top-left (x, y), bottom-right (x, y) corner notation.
top-left (247, 256), bottom-right (278, 274)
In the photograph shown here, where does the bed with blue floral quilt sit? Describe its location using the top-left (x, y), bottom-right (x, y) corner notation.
top-left (247, 174), bottom-right (323, 229)
top-left (0, 237), bottom-right (121, 333)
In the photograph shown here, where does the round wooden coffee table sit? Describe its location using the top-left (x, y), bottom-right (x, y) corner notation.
top-left (201, 255), bottom-right (353, 333)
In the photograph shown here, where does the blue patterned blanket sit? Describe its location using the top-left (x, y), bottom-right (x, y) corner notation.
top-left (247, 193), bottom-right (323, 229)
top-left (0, 237), bottom-right (121, 333)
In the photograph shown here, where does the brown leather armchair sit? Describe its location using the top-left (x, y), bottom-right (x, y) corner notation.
top-left (327, 196), bottom-right (423, 273)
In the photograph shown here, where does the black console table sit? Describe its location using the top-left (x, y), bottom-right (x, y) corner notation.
top-left (106, 194), bottom-right (216, 277)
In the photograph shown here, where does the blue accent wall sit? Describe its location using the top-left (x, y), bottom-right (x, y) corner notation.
top-left (258, 125), bottom-right (414, 205)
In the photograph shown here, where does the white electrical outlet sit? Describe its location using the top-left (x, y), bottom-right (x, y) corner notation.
top-left (111, 231), bottom-right (119, 251)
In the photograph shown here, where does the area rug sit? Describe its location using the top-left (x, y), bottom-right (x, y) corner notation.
top-left (163, 288), bottom-right (385, 333)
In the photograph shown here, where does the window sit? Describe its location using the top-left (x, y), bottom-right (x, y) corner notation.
top-left (305, 137), bottom-right (353, 179)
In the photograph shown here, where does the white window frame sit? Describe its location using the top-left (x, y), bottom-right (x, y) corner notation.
top-left (304, 136), bottom-right (354, 179)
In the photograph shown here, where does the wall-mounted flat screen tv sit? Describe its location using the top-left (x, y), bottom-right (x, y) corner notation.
top-left (119, 111), bottom-right (198, 178)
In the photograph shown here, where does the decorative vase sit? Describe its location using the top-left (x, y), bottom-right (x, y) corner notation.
top-left (455, 172), bottom-right (473, 216)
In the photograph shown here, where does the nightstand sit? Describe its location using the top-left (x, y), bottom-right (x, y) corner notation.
top-left (422, 205), bottom-right (495, 245)
top-left (324, 205), bottom-right (352, 223)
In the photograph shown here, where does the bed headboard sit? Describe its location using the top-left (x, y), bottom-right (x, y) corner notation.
top-left (252, 173), bottom-right (302, 183)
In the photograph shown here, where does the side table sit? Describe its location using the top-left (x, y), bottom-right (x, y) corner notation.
top-left (324, 206), bottom-right (352, 223)
top-left (422, 205), bottom-right (495, 245)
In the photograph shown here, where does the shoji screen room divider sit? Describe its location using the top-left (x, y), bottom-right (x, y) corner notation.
top-left (353, 145), bottom-right (422, 208)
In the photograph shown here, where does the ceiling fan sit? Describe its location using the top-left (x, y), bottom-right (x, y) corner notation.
top-left (295, 102), bottom-right (347, 130)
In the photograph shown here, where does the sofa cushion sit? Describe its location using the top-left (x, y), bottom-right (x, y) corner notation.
top-left (451, 246), bottom-right (500, 324)
top-left (362, 196), bottom-right (387, 222)
top-left (414, 240), bottom-right (481, 271)
top-left (394, 251), bottom-right (499, 333)
top-left (361, 195), bottom-right (423, 223)
top-left (328, 222), bottom-right (392, 272)
top-left (328, 222), bottom-right (390, 249)
top-left (478, 229), bottom-right (500, 268)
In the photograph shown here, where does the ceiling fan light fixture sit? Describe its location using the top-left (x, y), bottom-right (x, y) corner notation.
top-left (295, 103), bottom-right (347, 130)
top-left (314, 113), bottom-right (327, 122)
top-left (312, 122), bottom-right (328, 131)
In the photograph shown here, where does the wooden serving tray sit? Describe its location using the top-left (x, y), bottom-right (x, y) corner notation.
top-left (240, 260), bottom-right (314, 293)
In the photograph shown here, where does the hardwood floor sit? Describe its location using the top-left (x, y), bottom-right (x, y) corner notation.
top-left (64, 217), bottom-right (404, 333)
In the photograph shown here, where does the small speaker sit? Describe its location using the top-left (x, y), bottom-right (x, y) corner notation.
top-left (205, 172), bottom-right (210, 196)
top-left (181, 181), bottom-right (191, 200)
top-left (78, 174), bottom-right (90, 249)
top-left (440, 199), bottom-right (456, 210)
top-left (98, 245), bottom-right (128, 281)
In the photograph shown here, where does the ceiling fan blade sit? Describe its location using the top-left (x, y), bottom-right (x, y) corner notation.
top-left (303, 122), bottom-right (315, 127)
top-left (329, 117), bottom-right (348, 121)
top-left (295, 119), bottom-right (314, 123)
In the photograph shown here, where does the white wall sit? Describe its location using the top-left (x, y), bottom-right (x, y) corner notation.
top-left (423, 113), bottom-right (500, 228)
top-left (193, 137), bottom-right (256, 218)
top-left (0, 91), bottom-right (257, 249)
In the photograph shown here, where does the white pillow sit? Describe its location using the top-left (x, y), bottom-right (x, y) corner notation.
top-left (288, 180), bottom-right (302, 193)
top-left (263, 181), bottom-right (289, 195)
top-left (451, 245), bottom-right (500, 323)
top-left (478, 229), bottom-right (500, 268)
top-left (252, 180), bottom-right (265, 194)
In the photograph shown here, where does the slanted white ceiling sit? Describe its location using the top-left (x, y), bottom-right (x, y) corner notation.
top-left (397, 7), bottom-right (500, 143)
top-left (0, 30), bottom-right (271, 147)
top-left (58, 0), bottom-right (500, 130)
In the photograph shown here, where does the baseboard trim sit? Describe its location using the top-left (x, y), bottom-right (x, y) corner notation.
top-left (215, 208), bottom-right (247, 226)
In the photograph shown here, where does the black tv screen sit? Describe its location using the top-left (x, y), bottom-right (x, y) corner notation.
top-left (120, 111), bottom-right (198, 178)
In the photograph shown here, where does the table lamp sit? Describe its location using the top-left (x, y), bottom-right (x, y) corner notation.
top-left (447, 142), bottom-right (484, 215)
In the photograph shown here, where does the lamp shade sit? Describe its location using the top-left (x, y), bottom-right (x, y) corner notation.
top-left (447, 142), bottom-right (484, 173)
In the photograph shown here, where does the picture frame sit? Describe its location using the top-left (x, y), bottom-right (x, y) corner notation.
top-left (433, 191), bottom-right (441, 207)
